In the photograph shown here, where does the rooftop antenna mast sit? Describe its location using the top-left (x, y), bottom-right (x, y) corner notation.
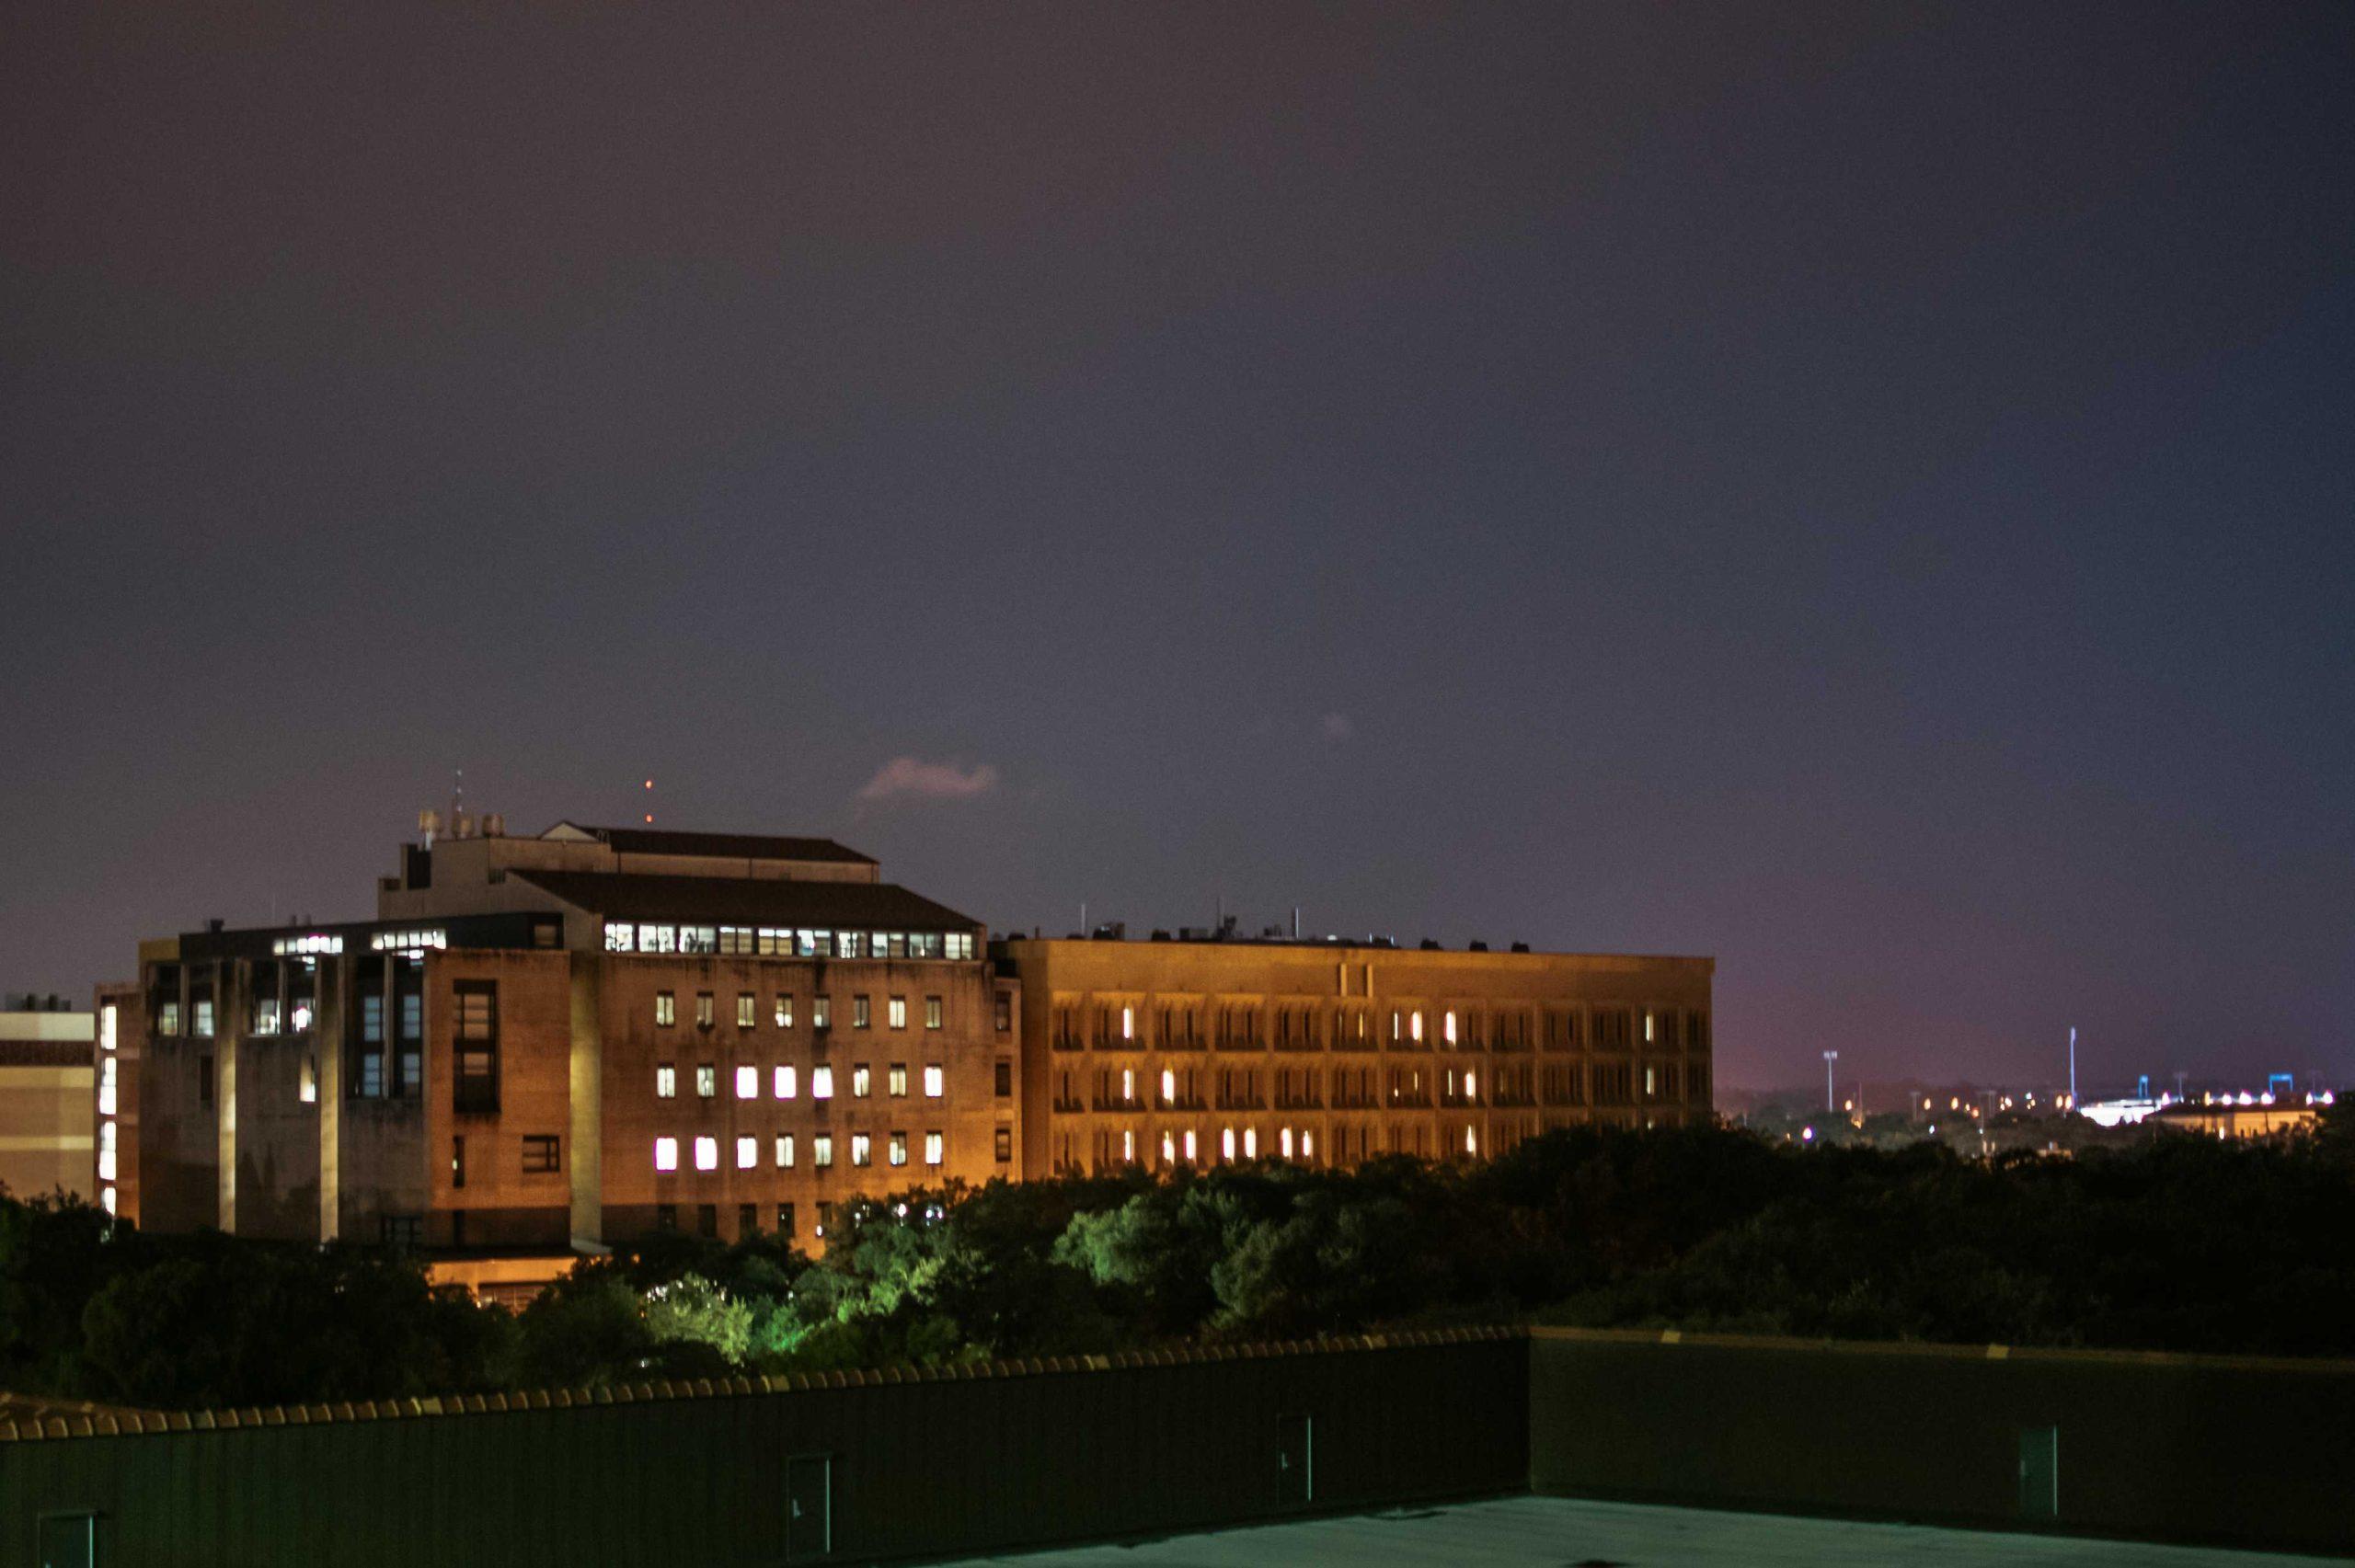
top-left (2068, 1026), bottom-right (2078, 1109)
top-left (642, 777), bottom-right (655, 826)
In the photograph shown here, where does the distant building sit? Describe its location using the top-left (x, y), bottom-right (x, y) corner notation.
top-left (0, 1001), bottom-right (95, 1202)
top-left (2150, 1100), bottom-right (2324, 1140)
top-left (994, 934), bottom-right (1713, 1175)
top-left (105, 819), bottom-right (1017, 1299)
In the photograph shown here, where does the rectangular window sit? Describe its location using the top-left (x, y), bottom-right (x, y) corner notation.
top-left (852, 1064), bottom-right (871, 1098)
top-left (738, 992), bottom-right (757, 1028)
top-left (995, 1059), bottom-right (1013, 1097)
top-left (775, 1064), bottom-right (798, 1099)
top-left (737, 1135), bottom-right (758, 1170)
top-left (159, 999), bottom-right (182, 1036)
top-left (696, 1063), bottom-right (717, 1098)
top-left (888, 1132), bottom-right (908, 1167)
top-left (454, 981), bottom-right (500, 1113)
top-left (853, 995), bottom-right (872, 1030)
top-left (888, 1062), bottom-right (908, 1097)
top-left (657, 1062), bottom-right (677, 1098)
top-left (924, 1063), bottom-right (945, 1098)
top-left (925, 1131), bottom-right (944, 1166)
top-left (523, 1135), bottom-right (561, 1173)
top-left (888, 996), bottom-right (907, 1030)
top-left (254, 996), bottom-right (282, 1036)
top-left (735, 1064), bottom-right (759, 1099)
top-left (656, 990), bottom-right (676, 1027)
top-left (812, 1066), bottom-right (834, 1099)
top-left (453, 1136), bottom-right (466, 1189)
top-left (851, 1134), bottom-right (872, 1167)
top-left (695, 991), bottom-right (715, 1029)
top-left (925, 996), bottom-right (944, 1030)
top-left (697, 1203), bottom-right (718, 1238)
top-left (995, 993), bottom-right (1011, 1032)
top-left (656, 1203), bottom-right (677, 1230)
top-left (775, 996), bottom-right (795, 1028)
top-left (694, 1135), bottom-right (718, 1172)
top-left (812, 995), bottom-right (832, 1029)
top-left (994, 1126), bottom-right (1012, 1162)
top-left (654, 1136), bottom-right (678, 1172)
top-left (776, 1202), bottom-right (796, 1238)
top-left (813, 1134), bottom-right (834, 1168)
top-left (740, 1202), bottom-right (759, 1236)
top-left (193, 998), bottom-right (215, 1037)
top-left (775, 1134), bottom-right (796, 1168)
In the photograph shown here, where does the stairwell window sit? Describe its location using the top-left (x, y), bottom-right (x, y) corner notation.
top-left (454, 982), bottom-right (499, 1113)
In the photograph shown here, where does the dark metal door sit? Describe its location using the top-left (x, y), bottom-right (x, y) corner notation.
top-left (1277, 1413), bottom-right (1314, 1505)
top-left (787, 1454), bottom-right (833, 1560)
top-left (38, 1514), bottom-right (96, 1568)
top-left (2018, 1426), bottom-right (2059, 1521)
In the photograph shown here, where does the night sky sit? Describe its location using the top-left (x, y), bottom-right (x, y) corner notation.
top-left (5, 6), bottom-right (2349, 1093)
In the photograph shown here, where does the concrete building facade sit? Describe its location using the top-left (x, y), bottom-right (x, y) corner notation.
top-left (107, 821), bottom-right (1017, 1297)
top-left (0, 1002), bottom-right (96, 1203)
top-left (994, 936), bottom-right (1713, 1177)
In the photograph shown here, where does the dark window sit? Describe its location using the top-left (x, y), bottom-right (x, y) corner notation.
top-left (696, 1203), bottom-right (718, 1238)
top-left (994, 1059), bottom-right (1013, 1097)
top-left (994, 1126), bottom-right (1013, 1162)
top-left (695, 991), bottom-right (715, 1029)
top-left (656, 1203), bottom-right (677, 1232)
top-left (533, 920), bottom-right (560, 948)
top-left (396, 979), bottom-right (424, 1096)
top-left (454, 981), bottom-right (500, 1113)
top-left (452, 1135), bottom-right (466, 1189)
top-left (199, 1053), bottom-right (214, 1105)
top-left (815, 1200), bottom-right (833, 1238)
top-left (380, 1213), bottom-right (422, 1250)
top-left (739, 1202), bottom-right (758, 1237)
top-left (853, 994), bottom-right (871, 1029)
top-left (995, 992), bottom-right (1012, 1032)
top-left (523, 1134), bottom-right (561, 1173)
top-left (776, 1202), bottom-right (796, 1238)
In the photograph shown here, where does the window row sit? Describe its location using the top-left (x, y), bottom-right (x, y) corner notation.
top-left (1051, 1059), bottom-right (1706, 1110)
top-left (652, 1130), bottom-right (948, 1173)
top-left (654, 1060), bottom-right (956, 1101)
top-left (1049, 1001), bottom-right (1710, 1052)
top-left (606, 922), bottom-right (977, 962)
top-left (654, 990), bottom-right (946, 1032)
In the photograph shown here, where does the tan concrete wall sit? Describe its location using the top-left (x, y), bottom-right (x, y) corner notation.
top-left (0, 1064), bottom-right (95, 1201)
top-left (1001, 939), bottom-right (1713, 1177)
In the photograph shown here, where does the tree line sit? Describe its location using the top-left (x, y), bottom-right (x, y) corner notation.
top-left (4, 1113), bottom-right (2349, 1410)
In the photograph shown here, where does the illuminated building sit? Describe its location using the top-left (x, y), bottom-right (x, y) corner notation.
top-left (0, 1000), bottom-right (96, 1203)
top-left (103, 820), bottom-right (1017, 1299)
top-left (994, 933), bottom-right (1713, 1175)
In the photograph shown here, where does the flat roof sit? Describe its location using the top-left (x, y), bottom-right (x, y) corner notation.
top-left (994, 935), bottom-right (1711, 968)
top-left (515, 870), bottom-right (979, 932)
top-left (945, 1494), bottom-right (2335, 1567)
top-left (547, 823), bottom-right (875, 864)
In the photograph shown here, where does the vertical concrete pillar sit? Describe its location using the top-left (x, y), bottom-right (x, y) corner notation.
top-left (317, 956), bottom-right (343, 1242)
top-left (216, 963), bottom-right (237, 1234)
top-left (568, 952), bottom-right (603, 1248)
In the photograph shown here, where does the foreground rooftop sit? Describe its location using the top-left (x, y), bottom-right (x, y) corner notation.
top-left (952, 1495), bottom-right (2340, 1567)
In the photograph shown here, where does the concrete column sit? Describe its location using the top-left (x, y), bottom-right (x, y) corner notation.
top-left (216, 962), bottom-right (237, 1234)
top-left (317, 956), bottom-right (343, 1242)
top-left (568, 952), bottom-right (603, 1249)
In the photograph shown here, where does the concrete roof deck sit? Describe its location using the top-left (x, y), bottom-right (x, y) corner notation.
top-left (949, 1494), bottom-right (2341, 1567)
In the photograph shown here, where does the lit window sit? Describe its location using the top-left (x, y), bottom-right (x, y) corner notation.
top-left (1280, 1127), bottom-right (1294, 1160)
top-left (1184, 1129), bottom-right (1199, 1162)
top-left (853, 995), bottom-right (871, 1029)
top-left (736, 1065), bottom-right (758, 1099)
top-left (654, 1137), bottom-right (679, 1172)
top-left (100, 1004), bottom-right (117, 1053)
top-left (812, 1066), bottom-right (833, 1099)
top-left (1222, 1127), bottom-right (1236, 1161)
top-left (888, 1132), bottom-right (908, 1167)
top-left (656, 1063), bottom-right (676, 1098)
top-left (1244, 1127), bottom-right (1258, 1159)
top-left (1444, 1010), bottom-right (1457, 1046)
top-left (1120, 1068), bottom-right (1134, 1102)
top-left (98, 1121), bottom-right (117, 1181)
top-left (889, 996), bottom-right (907, 1030)
top-left (1303, 1130), bottom-right (1315, 1160)
top-left (888, 1063), bottom-right (908, 1097)
top-left (1121, 1005), bottom-right (1133, 1040)
top-left (851, 1134), bottom-right (872, 1167)
top-left (813, 996), bottom-right (832, 1029)
top-left (605, 922), bottom-right (634, 952)
top-left (98, 1056), bottom-right (118, 1116)
top-left (775, 1065), bottom-right (798, 1099)
top-left (775, 996), bottom-right (795, 1028)
top-left (925, 996), bottom-right (943, 1030)
top-left (694, 1136), bottom-right (718, 1172)
top-left (737, 993), bottom-right (756, 1028)
top-left (736, 1136), bottom-right (758, 1170)
top-left (925, 1131), bottom-right (944, 1166)
top-left (1411, 1011), bottom-right (1424, 1044)
top-left (100, 1185), bottom-right (117, 1215)
top-left (193, 1000), bottom-right (214, 1037)
top-left (1465, 1127), bottom-right (1478, 1155)
top-left (696, 1064), bottom-right (717, 1098)
top-left (1121, 1128), bottom-right (1135, 1162)
top-left (656, 991), bottom-right (676, 1027)
top-left (852, 1064), bottom-right (871, 1098)
top-left (1161, 1130), bottom-right (1176, 1164)
top-left (923, 1064), bottom-right (944, 1098)
top-left (695, 992), bottom-right (714, 1028)
top-left (1390, 1010), bottom-right (1400, 1042)
top-left (1161, 1068), bottom-right (1176, 1103)
top-left (1466, 1070), bottom-right (1477, 1098)
top-left (775, 1134), bottom-right (795, 1168)
top-left (813, 1135), bottom-right (834, 1168)
top-left (299, 1056), bottom-right (317, 1104)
